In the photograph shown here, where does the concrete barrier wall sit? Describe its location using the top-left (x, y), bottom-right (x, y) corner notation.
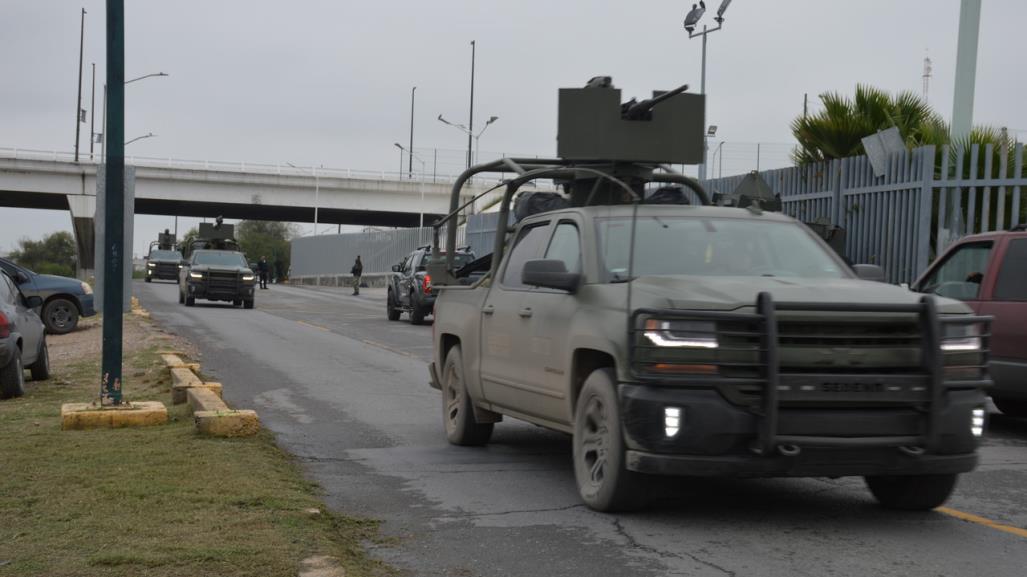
top-left (290, 225), bottom-right (465, 276)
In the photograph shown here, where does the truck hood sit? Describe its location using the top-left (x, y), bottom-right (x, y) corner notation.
top-left (630, 275), bottom-right (971, 315)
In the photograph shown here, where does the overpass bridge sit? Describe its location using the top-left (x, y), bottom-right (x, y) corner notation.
top-left (0, 147), bottom-right (495, 268)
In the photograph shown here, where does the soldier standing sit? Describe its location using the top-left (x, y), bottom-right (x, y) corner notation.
top-left (257, 256), bottom-right (270, 289)
top-left (351, 255), bottom-right (363, 295)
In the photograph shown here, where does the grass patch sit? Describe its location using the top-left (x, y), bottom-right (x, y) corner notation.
top-left (0, 318), bottom-right (391, 577)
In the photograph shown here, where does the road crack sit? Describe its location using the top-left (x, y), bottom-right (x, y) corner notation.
top-left (612, 518), bottom-right (737, 577)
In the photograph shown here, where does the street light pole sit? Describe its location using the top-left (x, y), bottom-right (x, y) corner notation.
top-left (100, 72), bottom-right (167, 163)
top-left (100, 0), bottom-right (126, 405)
top-left (408, 86), bottom-right (416, 179)
top-left (395, 143), bottom-right (426, 227)
top-left (89, 62), bottom-right (96, 161)
top-left (467, 40), bottom-right (476, 169)
top-left (74, 7), bottom-right (86, 163)
top-left (684, 0), bottom-right (731, 181)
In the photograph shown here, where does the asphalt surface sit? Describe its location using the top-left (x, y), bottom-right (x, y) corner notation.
top-left (136, 280), bottom-right (1027, 577)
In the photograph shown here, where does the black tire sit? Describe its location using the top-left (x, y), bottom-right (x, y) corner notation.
top-left (145, 276), bottom-right (152, 283)
top-left (387, 291), bottom-right (401, 321)
top-left (0, 349), bottom-right (25, 399)
top-left (29, 339), bottom-right (51, 381)
top-left (573, 368), bottom-right (646, 512)
top-left (441, 346), bottom-right (493, 446)
top-left (410, 293), bottom-right (425, 325)
top-left (233, 299), bottom-right (242, 307)
top-left (42, 298), bottom-right (79, 335)
top-left (243, 299), bottom-right (254, 309)
top-left (994, 398), bottom-right (1027, 418)
top-left (865, 474), bottom-right (959, 510)
top-left (185, 296), bottom-right (195, 307)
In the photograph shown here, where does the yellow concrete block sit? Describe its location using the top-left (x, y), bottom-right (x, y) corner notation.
top-left (187, 386), bottom-right (229, 413)
top-left (194, 410), bottom-right (260, 437)
top-left (162, 354), bottom-right (200, 371)
top-left (61, 401), bottom-right (168, 430)
top-left (171, 381), bottom-right (223, 405)
top-left (171, 367), bottom-right (203, 388)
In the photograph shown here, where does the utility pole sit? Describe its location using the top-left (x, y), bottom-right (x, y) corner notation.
top-left (89, 62), bottom-right (96, 161)
top-left (951, 0), bottom-right (981, 144)
top-left (101, 0), bottom-right (126, 405)
top-left (101, 83), bottom-right (107, 161)
top-left (803, 93), bottom-right (808, 119)
top-left (467, 40), bottom-right (476, 169)
top-left (408, 86), bottom-right (416, 179)
top-left (74, 8), bottom-right (86, 163)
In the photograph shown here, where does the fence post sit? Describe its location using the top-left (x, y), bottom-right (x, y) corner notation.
top-left (831, 158), bottom-right (843, 227)
top-left (915, 146), bottom-right (936, 277)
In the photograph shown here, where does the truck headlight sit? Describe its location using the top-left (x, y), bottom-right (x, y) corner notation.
top-left (242, 274), bottom-right (255, 282)
top-left (643, 319), bottom-right (718, 349)
top-left (189, 272), bottom-right (203, 280)
top-left (941, 322), bottom-right (982, 352)
top-left (147, 262), bottom-right (156, 268)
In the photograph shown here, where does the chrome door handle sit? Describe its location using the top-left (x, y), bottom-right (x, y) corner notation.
top-left (482, 305), bottom-right (495, 316)
top-left (518, 307), bottom-right (533, 318)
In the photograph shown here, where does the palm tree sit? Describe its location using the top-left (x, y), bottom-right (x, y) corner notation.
top-left (791, 85), bottom-right (945, 164)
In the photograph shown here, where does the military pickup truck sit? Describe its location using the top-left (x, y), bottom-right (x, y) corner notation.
top-left (425, 80), bottom-right (992, 513)
top-left (179, 249), bottom-right (256, 309)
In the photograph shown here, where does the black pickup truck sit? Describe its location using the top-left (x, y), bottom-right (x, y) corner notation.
top-left (387, 246), bottom-right (475, 324)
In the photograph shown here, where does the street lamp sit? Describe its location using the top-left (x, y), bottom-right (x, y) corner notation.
top-left (437, 114), bottom-right (499, 166)
top-left (395, 143), bottom-right (427, 228)
top-left (684, 0), bottom-right (732, 180)
top-left (101, 71), bottom-right (169, 161)
top-left (124, 132), bottom-right (156, 146)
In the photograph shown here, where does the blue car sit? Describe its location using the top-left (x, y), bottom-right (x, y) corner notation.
top-left (0, 258), bottom-right (96, 335)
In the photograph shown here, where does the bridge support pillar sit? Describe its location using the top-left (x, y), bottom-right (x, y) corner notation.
top-left (67, 195), bottom-right (96, 278)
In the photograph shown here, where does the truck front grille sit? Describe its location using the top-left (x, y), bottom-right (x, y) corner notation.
top-left (207, 271), bottom-right (239, 292)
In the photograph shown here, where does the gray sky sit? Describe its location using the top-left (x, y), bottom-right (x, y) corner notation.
top-left (2, 0), bottom-right (1025, 260)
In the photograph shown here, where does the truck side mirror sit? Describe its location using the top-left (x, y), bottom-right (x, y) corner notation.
top-left (853, 264), bottom-right (885, 283)
top-left (14, 271), bottom-right (29, 284)
top-left (391, 264), bottom-right (401, 273)
top-left (522, 259), bottom-right (581, 293)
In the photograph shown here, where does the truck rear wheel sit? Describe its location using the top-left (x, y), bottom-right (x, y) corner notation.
top-left (573, 368), bottom-right (646, 512)
top-left (441, 346), bottom-right (492, 446)
top-left (865, 474), bottom-right (958, 510)
top-left (410, 292), bottom-right (426, 325)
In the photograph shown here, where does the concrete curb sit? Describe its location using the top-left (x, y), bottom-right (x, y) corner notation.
top-left (162, 354), bottom-right (259, 437)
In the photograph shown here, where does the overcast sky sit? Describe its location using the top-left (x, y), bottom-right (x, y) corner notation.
top-left (2, 0), bottom-right (1025, 260)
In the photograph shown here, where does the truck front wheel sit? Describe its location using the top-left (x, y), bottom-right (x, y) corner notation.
top-left (573, 368), bottom-right (646, 512)
top-left (441, 346), bottom-right (492, 446)
top-left (865, 474), bottom-right (958, 510)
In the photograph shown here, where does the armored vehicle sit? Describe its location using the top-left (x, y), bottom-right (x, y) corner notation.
top-left (178, 221), bottom-right (255, 308)
top-left (145, 229), bottom-right (183, 283)
top-left (426, 79), bottom-right (991, 512)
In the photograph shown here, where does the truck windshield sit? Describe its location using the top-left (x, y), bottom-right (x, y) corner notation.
top-left (150, 250), bottom-right (182, 260)
top-left (596, 217), bottom-right (847, 281)
top-left (193, 252), bottom-right (247, 267)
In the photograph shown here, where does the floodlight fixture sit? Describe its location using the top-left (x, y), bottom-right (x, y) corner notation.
top-left (716, 0), bottom-right (732, 23)
top-left (707, 125), bottom-right (718, 136)
top-left (684, 2), bottom-right (705, 33)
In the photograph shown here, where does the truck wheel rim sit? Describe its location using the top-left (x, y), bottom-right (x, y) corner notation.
top-left (579, 395), bottom-right (609, 490)
top-left (444, 363), bottom-right (462, 430)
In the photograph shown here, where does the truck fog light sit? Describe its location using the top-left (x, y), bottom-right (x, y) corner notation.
top-left (971, 407), bottom-right (986, 438)
top-left (664, 407), bottom-right (682, 437)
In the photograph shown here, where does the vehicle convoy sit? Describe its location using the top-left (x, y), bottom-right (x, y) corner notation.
top-left (426, 78), bottom-right (992, 512)
top-left (387, 246), bottom-right (475, 324)
top-left (914, 226), bottom-right (1027, 417)
top-left (0, 270), bottom-right (50, 399)
top-left (0, 258), bottom-right (95, 335)
top-left (178, 222), bottom-right (256, 308)
top-left (145, 229), bottom-right (183, 283)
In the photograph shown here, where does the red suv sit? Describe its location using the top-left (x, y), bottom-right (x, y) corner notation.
top-left (914, 226), bottom-right (1027, 417)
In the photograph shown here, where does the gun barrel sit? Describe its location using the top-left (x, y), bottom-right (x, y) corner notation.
top-left (625, 83), bottom-right (690, 119)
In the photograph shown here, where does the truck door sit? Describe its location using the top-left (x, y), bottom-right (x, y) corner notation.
top-left (479, 221), bottom-right (550, 412)
top-left (915, 240), bottom-right (995, 315)
top-left (978, 238), bottom-right (1027, 394)
top-left (399, 253), bottom-right (416, 307)
top-left (515, 219), bottom-right (583, 424)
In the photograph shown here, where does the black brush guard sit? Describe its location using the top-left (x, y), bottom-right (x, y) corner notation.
top-left (629, 293), bottom-right (991, 456)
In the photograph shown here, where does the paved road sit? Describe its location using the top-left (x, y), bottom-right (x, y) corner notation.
top-left (137, 280), bottom-right (1027, 577)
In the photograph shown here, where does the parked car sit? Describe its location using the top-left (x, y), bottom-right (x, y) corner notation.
top-left (913, 226), bottom-right (1027, 417)
top-left (0, 258), bottom-right (95, 335)
top-left (0, 270), bottom-right (50, 399)
top-left (387, 246), bottom-right (475, 324)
